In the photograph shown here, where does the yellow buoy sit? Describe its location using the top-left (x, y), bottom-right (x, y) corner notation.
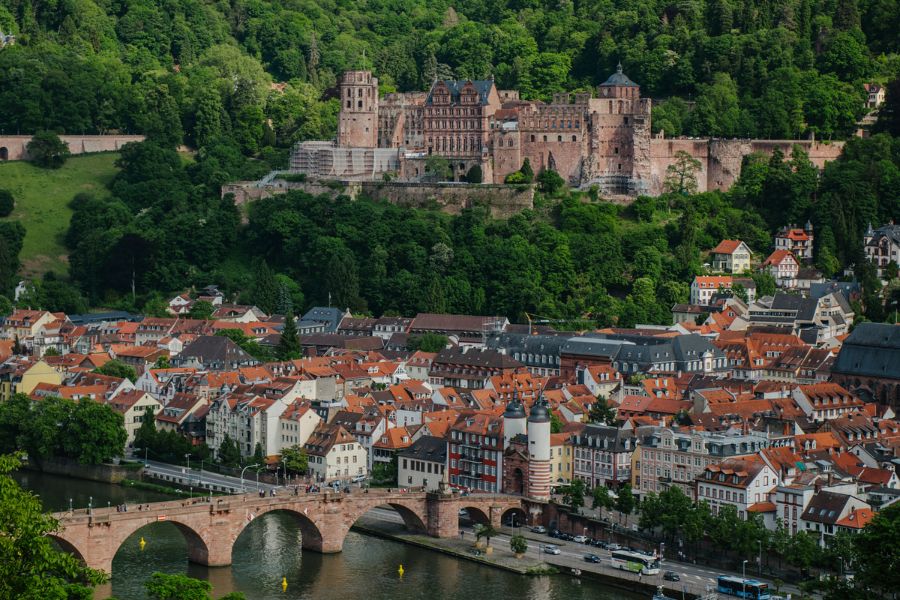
top-left (398, 564), bottom-right (405, 578)
top-left (281, 577), bottom-right (287, 592)
top-left (139, 537), bottom-right (146, 551)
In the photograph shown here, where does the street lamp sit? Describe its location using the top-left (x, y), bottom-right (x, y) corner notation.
top-left (758, 539), bottom-right (763, 576)
top-left (742, 559), bottom-right (748, 597)
top-left (185, 454), bottom-right (191, 483)
top-left (240, 464), bottom-right (259, 493)
top-left (199, 460), bottom-right (204, 487)
top-left (69, 497), bottom-right (73, 512)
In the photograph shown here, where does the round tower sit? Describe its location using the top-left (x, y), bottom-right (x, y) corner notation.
top-left (337, 70), bottom-right (379, 148)
top-left (503, 395), bottom-right (527, 448)
top-left (527, 396), bottom-right (552, 501)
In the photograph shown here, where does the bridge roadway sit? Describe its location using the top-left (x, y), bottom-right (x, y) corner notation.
top-left (52, 487), bottom-right (528, 575)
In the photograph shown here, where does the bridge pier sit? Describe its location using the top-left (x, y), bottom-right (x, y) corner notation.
top-left (425, 491), bottom-right (459, 539)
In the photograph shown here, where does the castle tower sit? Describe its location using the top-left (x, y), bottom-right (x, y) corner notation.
top-left (337, 70), bottom-right (379, 148)
top-left (503, 394), bottom-right (527, 448)
top-left (527, 395), bottom-right (552, 501)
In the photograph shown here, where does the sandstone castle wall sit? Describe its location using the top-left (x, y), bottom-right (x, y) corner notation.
top-left (0, 135), bottom-right (145, 161)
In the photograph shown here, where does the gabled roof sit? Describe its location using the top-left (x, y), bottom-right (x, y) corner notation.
top-left (711, 240), bottom-right (748, 255)
top-left (426, 80), bottom-right (495, 105)
top-left (762, 250), bottom-right (798, 267)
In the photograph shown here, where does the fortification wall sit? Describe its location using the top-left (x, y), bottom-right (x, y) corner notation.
top-left (648, 137), bottom-right (845, 196)
top-left (222, 178), bottom-right (534, 219)
top-left (0, 135), bottom-right (145, 161)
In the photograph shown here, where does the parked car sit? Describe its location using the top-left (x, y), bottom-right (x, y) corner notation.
top-left (592, 540), bottom-right (609, 549)
top-left (549, 529), bottom-right (561, 538)
top-left (573, 535), bottom-right (589, 544)
top-left (583, 554), bottom-right (601, 563)
top-left (663, 571), bottom-right (680, 582)
top-left (542, 544), bottom-right (561, 555)
top-left (607, 543), bottom-right (622, 551)
top-left (351, 474), bottom-right (367, 483)
top-left (531, 525), bottom-right (547, 534)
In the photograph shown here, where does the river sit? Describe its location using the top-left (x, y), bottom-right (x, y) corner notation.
top-left (15, 471), bottom-right (644, 600)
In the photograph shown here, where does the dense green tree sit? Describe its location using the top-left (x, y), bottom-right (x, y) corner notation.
top-left (591, 485), bottom-right (614, 512)
top-left (62, 399), bottom-right (127, 464)
top-left (0, 190), bottom-right (14, 217)
top-left (26, 132), bottom-right (71, 169)
top-left (407, 333), bottom-right (449, 352)
top-left (615, 483), bottom-right (635, 521)
top-left (0, 453), bottom-right (107, 599)
top-left (93, 359), bottom-right (137, 382)
top-left (663, 151), bottom-right (702, 195)
top-left (145, 572), bottom-right (212, 600)
top-left (276, 312), bottom-right (301, 360)
top-left (560, 479), bottom-right (586, 511)
top-left (250, 259), bottom-right (278, 315)
top-left (852, 502), bottom-right (900, 595)
top-left (465, 165), bottom-right (483, 184)
top-left (281, 445), bottom-right (308, 474)
top-left (187, 300), bottom-right (215, 320)
top-left (217, 434), bottom-right (241, 467)
top-left (425, 155), bottom-right (452, 181)
top-left (588, 395), bottom-right (616, 425)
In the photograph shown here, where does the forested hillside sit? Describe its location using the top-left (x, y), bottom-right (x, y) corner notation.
top-left (0, 0), bottom-right (897, 158)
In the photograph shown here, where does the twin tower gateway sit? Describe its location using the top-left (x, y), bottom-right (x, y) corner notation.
top-left (290, 67), bottom-right (842, 197)
top-left (503, 395), bottom-right (552, 501)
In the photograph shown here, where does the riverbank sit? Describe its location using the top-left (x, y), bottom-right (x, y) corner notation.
top-left (351, 515), bottom-right (554, 575)
top-left (24, 457), bottom-right (144, 484)
top-left (352, 515), bottom-right (710, 599)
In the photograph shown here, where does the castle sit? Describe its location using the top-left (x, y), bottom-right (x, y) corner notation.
top-left (291, 67), bottom-right (843, 197)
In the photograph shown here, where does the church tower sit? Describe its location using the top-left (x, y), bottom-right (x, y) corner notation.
top-left (337, 70), bottom-right (378, 148)
top-left (527, 395), bottom-right (552, 501)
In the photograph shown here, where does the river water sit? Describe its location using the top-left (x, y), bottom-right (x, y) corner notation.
top-left (15, 471), bottom-right (643, 600)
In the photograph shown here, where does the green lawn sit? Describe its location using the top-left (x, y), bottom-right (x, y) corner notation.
top-left (0, 153), bottom-right (120, 277)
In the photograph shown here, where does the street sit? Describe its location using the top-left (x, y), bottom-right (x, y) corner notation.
top-left (143, 459), bottom-right (280, 494)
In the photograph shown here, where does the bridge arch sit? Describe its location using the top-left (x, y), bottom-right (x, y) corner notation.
top-left (236, 506), bottom-right (325, 553)
top-left (458, 505), bottom-right (491, 526)
top-left (112, 519), bottom-right (213, 568)
top-left (500, 506), bottom-right (527, 528)
top-left (0, 147), bottom-right (8, 160)
top-left (48, 534), bottom-right (86, 565)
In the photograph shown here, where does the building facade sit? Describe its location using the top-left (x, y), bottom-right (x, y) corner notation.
top-left (289, 69), bottom-right (843, 196)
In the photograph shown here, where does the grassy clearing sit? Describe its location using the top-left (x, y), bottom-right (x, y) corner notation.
top-left (0, 153), bottom-right (120, 277)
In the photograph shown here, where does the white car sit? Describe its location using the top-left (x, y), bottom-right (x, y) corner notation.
top-left (573, 535), bottom-right (589, 544)
top-left (531, 526), bottom-right (547, 534)
top-left (542, 544), bottom-right (561, 555)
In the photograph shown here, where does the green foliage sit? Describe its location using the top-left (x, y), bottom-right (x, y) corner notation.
top-left (407, 333), bottom-right (449, 353)
top-left (0, 394), bottom-right (125, 464)
top-left (276, 312), bottom-right (301, 360)
top-left (0, 453), bottom-right (107, 599)
top-left (550, 412), bottom-right (563, 434)
top-left (372, 454), bottom-right (398, 485)
top-left (145, 572), bottom-right (212, 600)
top-left (425, 155), bottom-right (452, 181)
top-left (474, 523), bottom-right (499, 546)
top-left (588, 395), bottom-right (616, 425)
top-left (537, 169), bottom-right (565, 195)
top-left (27, 132), bottom-right (71, 169)
top-left (216, 434), bottom-right (242, 467)
top-left (592, 485), bottom-right (614, 511)
top-left (93, 359), bottom-right (137, 383)
top-left (465, 165), bottom-right (483, 184)
top-left (510, 533), bottom-right (528, 555)
top-left (614, 483), bottom-right (635, 517)
top-left (281, 445), bottom-right (308, 474)
top-left (851, 502), bottom-right (900, 595)
top-left (0, 190), bottom-right (14, 217)
top-left (187, 300), bottom-right (215, 320)
top-left (252, 442), bottom-right (265, 466)
top-left (664, 151), bottom-right (702, 195)
top-left (215, 329), bottom-right (273, 362)
top-left (559, 479), bottom-right (586, 510)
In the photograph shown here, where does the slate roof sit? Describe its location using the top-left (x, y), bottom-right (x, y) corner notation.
top-left (426, 80), bottom-right (495, 105)
top-left (301, 307), bottom-right (347, 333)
top-left (398, 435), bottom-right (447, 463)
top-left (601, 63), bottom-right (638, 87)
top-left (178, 335), bottom-right (256, 367)
top-left (832, 322), bottom-right (900, 380)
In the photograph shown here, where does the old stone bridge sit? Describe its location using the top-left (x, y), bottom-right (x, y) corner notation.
top-left (52, 488), bottom-right (530, 574)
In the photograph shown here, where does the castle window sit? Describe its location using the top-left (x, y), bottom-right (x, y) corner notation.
top-left (346, 100), bottom-right (351, 108)
top-left (543, 135), bottom-right (547, 142)
top-left (614, 147), bottom-right (619, 154)
top-left (618, 163), bottom-right (622, 170)
top-left (508, 140), bottom-right (513, 147)
top-left (557, 135), bottom-right (562, 142)
top-left (530, 135), bottom-right (535, 142)
top-left (358, 89), bottom-right (363, 97)
top-left (624, 117), bottom-right (629, 124)
top-left (358, 100), bottom-right (363, 108)
top-left (572, 135), bottom-right (577, 142)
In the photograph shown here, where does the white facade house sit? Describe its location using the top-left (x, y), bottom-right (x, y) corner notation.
top-left (304, 423), bottom-right (367, 482)
top-left (711, 240), bottom-right (753, 273)
top-left (863, 223), bottom-right (900, 278)
top-left (278, 403), bottom-right (323, 450)
top-left (696, 458), bottom-right (778, 520)
top-left (398, 435), bottom-right (447, 491)
top-left (762, 250), bottom-right (800, 288)
top-left (206, 394), bottom-right (289, 458)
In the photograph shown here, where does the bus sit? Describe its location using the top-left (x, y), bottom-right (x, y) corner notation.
top-left (610, 550), bottom-right (660, 575)
top-left (716, 575), bottom-right (771, 599)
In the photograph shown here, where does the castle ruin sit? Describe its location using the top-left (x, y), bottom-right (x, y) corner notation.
top-left (290, 67), bottom-right (844, 197)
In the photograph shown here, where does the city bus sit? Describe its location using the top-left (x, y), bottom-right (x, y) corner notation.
top-left (716, 575), bottom-right (771, 599)
top-left (610, 550), bottom-right (661, 575)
